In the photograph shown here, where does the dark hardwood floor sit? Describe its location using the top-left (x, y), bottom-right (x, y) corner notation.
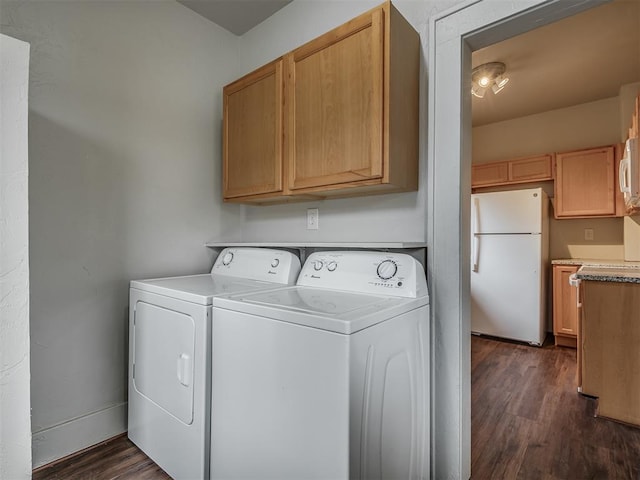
top-left (472, 335), bottom-right (640, 479)
top-left (32, 434), bottom-right (171, 480)
top-left (33, 336), bottom-right (640, 479)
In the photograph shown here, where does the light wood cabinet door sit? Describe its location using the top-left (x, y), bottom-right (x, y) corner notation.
top-left (471, 162), bottom-right (509, 187)
top-left (471, 154), bottom-right (553, 189)
top-left (554, 146), bottom-right (616, 218)
top-left (223, 60), bottom-right (283, 200)
top-left (509, 155), bottom-right (553, 183)
top-left (285, 9), bottom-right (384, 191)
top-left (553, 265), bottom-right (579, 346)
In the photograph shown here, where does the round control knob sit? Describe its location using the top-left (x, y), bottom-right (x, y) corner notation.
top-left (221, 252), bottom-right (234, 266)
top-left (327, 261), bottom-right (337, 272)
top-left (377, 260), bottom-right (398, 280)
top-left (313, 260), bottom-right (324, 271)
top-left (271, 258), bottom-right (280, 268)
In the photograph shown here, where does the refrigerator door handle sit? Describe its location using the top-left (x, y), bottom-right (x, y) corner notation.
top-left (472, 197), bottom-right (480, 272)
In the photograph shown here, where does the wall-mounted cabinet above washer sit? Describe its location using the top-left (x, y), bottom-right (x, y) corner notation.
top-left (222, 1), bottom-right (419, 205)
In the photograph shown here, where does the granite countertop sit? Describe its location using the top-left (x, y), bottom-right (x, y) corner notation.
top-left (575, 266), bottom-right (640, 284)
top-left (552, 259), bottom-right (640, 284)
top-left (551, 258), bottom-right (640, 268)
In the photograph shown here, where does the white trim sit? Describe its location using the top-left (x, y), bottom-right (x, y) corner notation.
top-left (427, 0), bottom-right (607, 478)
top-left (31, 403), bottom-right (127, 469)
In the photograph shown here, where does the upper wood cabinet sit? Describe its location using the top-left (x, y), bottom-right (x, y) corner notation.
top-left (471, 154), bottom-right (553, 189)
top-left (554, 146), bottom-right (616, 218)
top-left (223, 60), bottom-right (283, 200)
top-left (222, 1), bottom-right (419, 204)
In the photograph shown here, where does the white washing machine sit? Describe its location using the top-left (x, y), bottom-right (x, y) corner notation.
top-left (210, 250), bottom-right (430, 480)
top-left (128, 247), bottom-right (300, 480)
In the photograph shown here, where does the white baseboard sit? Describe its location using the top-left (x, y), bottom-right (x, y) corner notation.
top-left (32, 402), bottom-right (127, 469)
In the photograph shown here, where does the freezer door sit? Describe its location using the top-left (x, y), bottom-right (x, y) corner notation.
top-left (472, 188), bottom-right (544, 234)
top-left (471, 234), bottom-right (545, 345)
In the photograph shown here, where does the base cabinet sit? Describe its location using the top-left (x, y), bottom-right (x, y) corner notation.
top-left (552, 265), bottom-right (579, 348)
top-left (580, 280), bottom-right (640, 426)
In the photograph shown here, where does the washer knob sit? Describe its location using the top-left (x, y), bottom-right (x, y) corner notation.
top-left (313, 260), bottom-right (324, 271)
top-left (377, 260), bottom-right (398, 280)
top-left (221, 252), bottom-right (234, 266)
top-left (271, 258), bottom-right (280, 268)
top-left (327, 261), bottom-right (337, 272)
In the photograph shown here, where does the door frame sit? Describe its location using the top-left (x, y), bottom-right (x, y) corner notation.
top-left (426, 0), bottom-right (609, 478)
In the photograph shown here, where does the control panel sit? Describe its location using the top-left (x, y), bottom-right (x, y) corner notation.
top-left (297, 251), bottom-right (427, 298)
top-left (211, 248), bottom-right (301, 284)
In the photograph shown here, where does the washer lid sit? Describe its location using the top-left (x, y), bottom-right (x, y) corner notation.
top-left (131, 274), bottom-right (281, 305)
top-left (212, 286), bottom-right (428, 334)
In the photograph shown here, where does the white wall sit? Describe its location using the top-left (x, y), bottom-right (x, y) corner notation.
top-left (473, 96), bottom-right (621, 163)
top-left (0, 0), bottom-right (240, 467)
top-left (0, 33), bottom-right (32, 480)
top-left (217, 0), bottom-right (452, 245)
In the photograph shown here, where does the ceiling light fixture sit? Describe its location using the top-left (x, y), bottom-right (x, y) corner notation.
top-left (471, 62), bottom-right (509, 98)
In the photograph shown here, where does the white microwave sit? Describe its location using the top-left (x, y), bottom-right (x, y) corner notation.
top-left (619, 137), bottom-right (640, 208)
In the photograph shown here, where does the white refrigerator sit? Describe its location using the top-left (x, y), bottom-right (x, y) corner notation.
top-left (471, 188), bottom-right (549, 345)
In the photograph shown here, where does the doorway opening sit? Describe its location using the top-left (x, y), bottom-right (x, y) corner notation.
top-left (427, 0), bottom-right (639, 478)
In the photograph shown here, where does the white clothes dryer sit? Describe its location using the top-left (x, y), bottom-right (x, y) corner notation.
top-left (128, 247), bottom-right (300, 480)
top-left (210, 251), bottom-right (430, 480)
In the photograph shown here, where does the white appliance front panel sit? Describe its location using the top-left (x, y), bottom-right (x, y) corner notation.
top-left (211, 309), bottom-right (351, 480)
top-left (471, 233), bottom-right (545, 345)
top-left (133, 301), bottom-right (195, 425)
top-left (128, 290), bottom-right (211, 480)
top-left (210, 306), bottom-right (430, 480)
top-left (472, 188), bottom-right (544, 234)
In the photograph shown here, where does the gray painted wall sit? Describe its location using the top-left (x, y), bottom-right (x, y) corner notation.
top-left (0, 0), bottom-right (240, 466)
top-left (0, 33), bottom-right (31, 480)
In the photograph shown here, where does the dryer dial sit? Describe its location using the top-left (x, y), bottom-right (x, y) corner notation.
top-left (221, 252), bottom-right (234, 266)
top-left (376, 260), bottom-right (398, 280)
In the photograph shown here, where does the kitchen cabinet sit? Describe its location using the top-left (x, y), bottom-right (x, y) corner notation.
top-left (580, 280), bottom-right (640, 425)
top-left (222, 1), bottom-right (419, 204)
top-left (471, 154), bottom-right (553, 189)
top-left (552, 264), bottom-right (579, 348)
top-left (554, 146), bottom-right (617, 218)
top-left (223, 60), bottom-right (283, 200)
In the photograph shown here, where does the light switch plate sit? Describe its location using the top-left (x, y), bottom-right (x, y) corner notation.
top-left (307, 208), bottom-right (319, 230)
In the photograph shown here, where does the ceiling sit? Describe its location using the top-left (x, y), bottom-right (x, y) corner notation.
top-left (472, 0), bottom-right (640, 126)
top-left (177, 0), bottom-right (292, 35)
top-left (176, 0), bottom-right (639, 127)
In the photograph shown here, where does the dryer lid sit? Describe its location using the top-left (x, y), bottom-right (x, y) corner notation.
top-left (131, 274), bottom-right (281, 305)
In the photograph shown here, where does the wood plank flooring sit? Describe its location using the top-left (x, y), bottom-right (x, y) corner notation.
top-left (32, 434), bottom-right (171, 480)
top-left (33, 336), bottom-right (640, 479)
top-left (472, 335), bottom-right (640, 479)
